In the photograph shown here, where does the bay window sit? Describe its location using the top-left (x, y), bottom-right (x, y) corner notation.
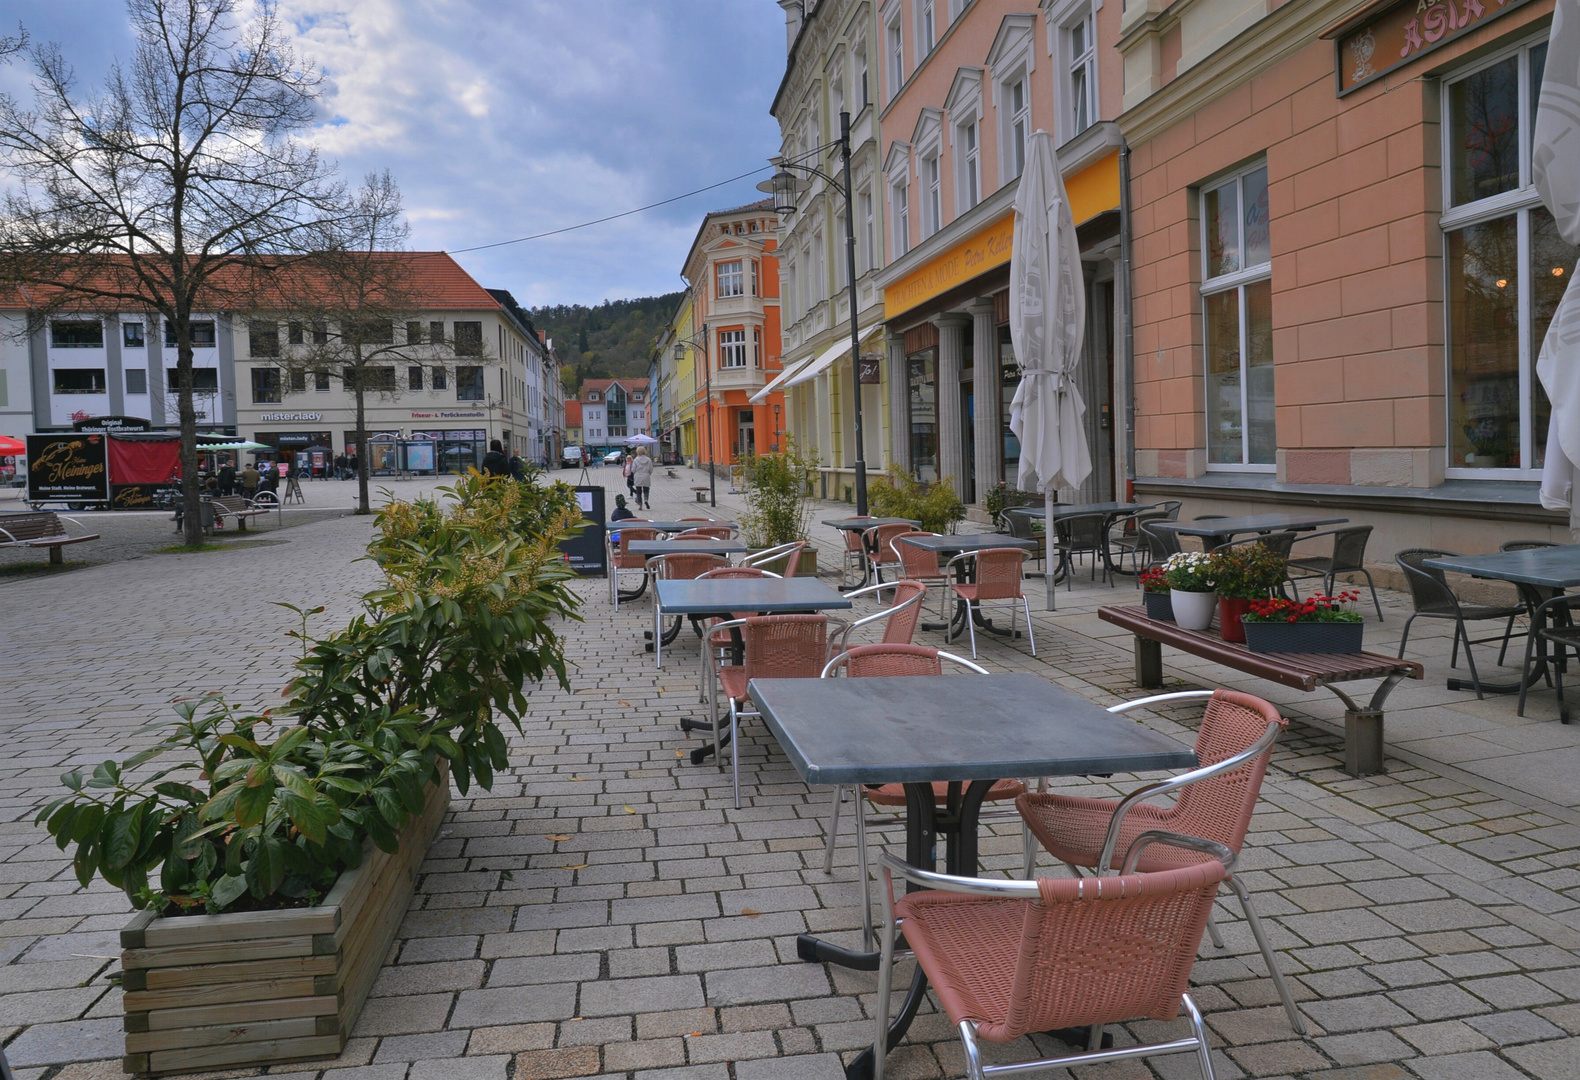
top-left (719, 329), bottom-right (747, 369)
top-left (717, 259), bottom-right (744, 298)
top-left (1200, 162), bottom-right (1275, 469)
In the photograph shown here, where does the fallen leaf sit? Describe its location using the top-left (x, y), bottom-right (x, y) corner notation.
top-left (619, 701), bottom-right (633, 707)
top-left (675, 749), bottom-right (684, 757)
top-left (545, 835), bottom-right (572, 841)
top-left (623, 806), bottom-right (636, 814)
top-left (571, 776), bottom-right (587, 781)
top-left (740, 908), bottom-right (761, 918)
top-left (562, 863), bottom-right (590, 870)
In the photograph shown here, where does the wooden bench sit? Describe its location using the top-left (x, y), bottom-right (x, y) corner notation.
top-left (1099, 604), bottom-right (1423, 777)
top-left (691, 486), bottom-right (709, 503)
top-left (209, 495), bottom-right (274, 532)
top-left (0, 511), bottom-right (100, 565)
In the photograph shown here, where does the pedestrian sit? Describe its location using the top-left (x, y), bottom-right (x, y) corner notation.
top-left (240, 462), bottom-right (260, 501)
top-left (623, 453), bottom-right (636, 498)
top-left (480, 439), bottom-right (510, 477)
top-left (630, 447), bottom-right (653, 510)
top-left (609, 493), bottom-right (635, 522)
top-left (509, 452), bottom-right (525, 481)
top-left (217, 461), bottom-right (236, 497)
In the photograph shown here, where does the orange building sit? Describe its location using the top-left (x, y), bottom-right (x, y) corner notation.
top-left (679, 200), bottom-right (785, 471)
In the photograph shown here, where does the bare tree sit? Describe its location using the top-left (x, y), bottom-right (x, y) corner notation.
top-left (0, 0), bottom-right (343, 545)
top-left (253, 173), bottom-right (493, 513)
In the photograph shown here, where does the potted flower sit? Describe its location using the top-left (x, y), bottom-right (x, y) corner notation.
top-left (1160, 551), bottom-right (1217, 630)
top-left (1242, 591), bottom-right (1365, 654)
top-left (1210, 541), bottom-right (1287, 643)
top-left (1140, 565), bottom-right (1173, 621)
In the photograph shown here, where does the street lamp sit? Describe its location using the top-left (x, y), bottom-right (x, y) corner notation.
top-left (673, 323), bottom-right (715, 508)
top-left (767, 109), bottom-right (869, 514)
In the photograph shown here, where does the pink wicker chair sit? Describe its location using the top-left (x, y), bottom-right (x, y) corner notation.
top-left (711, 614), bottom-right (829, 808)
top-left (676, 526), bottom-right (733, 541)
top-left (608, 524), bottom-right (658, 607)
top-left (864, 523), bottom-right (920, 584)
top-left (873, 838), bottom-right (1232, 1080)
top-left (1016, 687), bottom-right (1303, 1034)
top-left (649, 551), bottom-right (727, 668)
top-left (837, 517), bottom-right (874, 586)
top-left (829, 579), bottom-right (928, 655)
top-left (946, 546), bottom-right (1035, 658)
top-left (891, 531), bottom-right (952, 620)
top-left (696, 566), bottom-right (783, 705)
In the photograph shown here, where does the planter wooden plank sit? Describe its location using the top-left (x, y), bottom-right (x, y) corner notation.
top-left (123, 976), bottom-right (320, 1012)
top-left (139, 954), bottom-right (337, 991)
top-left (143, 994), bottom-right (337, 1031)
top-left (127, 1016), bottom-right (321, 1053)
top-left (141, 905), bottom-right (338, 947)
top-left (123, 934), bottom-right (315, 970)
top-left (144, 1033), bottom-right (342, 1074)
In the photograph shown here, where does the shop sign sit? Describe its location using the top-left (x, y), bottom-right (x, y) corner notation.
top-left (72, 415), bottom-right (151, 432)
top-left (858, 355), bottom-right (883, 385)
top-left (111, 483), bottom-right (162, 510)
top-left (26, 433), bottom-right (109, 503)
top-left (258, 411), bottom-right (323, 422)
top-left (884, 214), bottom-right (1015, 320)
top-left (1332, 0), bottom-right (1538, 96)
top-left (410, 410), bottom-right (486, 419)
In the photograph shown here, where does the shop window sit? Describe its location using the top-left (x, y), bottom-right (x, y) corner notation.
top-left (717, 260), bottom-right (744, 298)
top-left (164, 320), bottom-right (216, 348)
top-left (719, 329), bottom-right (748, 369)
top-left (125, 368), bottom-right (147, 395)
top-left (123, 322), bottom-right (145, 348)
top-left (249, 322), bottom-right (280, 357)
top-left (1443, 37), bottom-right (1574, 475)
top-left (53, 368), bottom-right (105, 394)
top-left (252, 367), bottom-right (282, 404)
top-left (908, 350), bottom-right (938, 483)
top-left (456, 365), bottom-right (485, 400)
top-left (1199, 161), bottom-right (1275, 470)
top-left (51, 320), bottom-right (103, 348)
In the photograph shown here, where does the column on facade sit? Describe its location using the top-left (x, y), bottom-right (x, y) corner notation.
top-left (934, 314), bottom-right (968, 500)
top-left (969, 300), bottom-right (1001, 497)
top-left (886, 333), bottom-right (909, 473)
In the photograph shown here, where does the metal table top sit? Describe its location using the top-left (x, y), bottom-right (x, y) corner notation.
top-left (895, 533), bottom-right (1039, 554)
top-left (1009, 502), bottom-right (1146, 520)
top-left (1151, 513), bottom-right (1348, 538)
top-left (654, 577), bottom-right (853, 615)
top-left (748, 674), bottom-right (1197, 786)
top-left (621, 520), bottom-right (736, 534)
top-left (626, 539), bottom-right (748, 556)
top-left (1424, 546), bottom-right (1580, 589)
top-left (821, 516), bottom-right (921, 531)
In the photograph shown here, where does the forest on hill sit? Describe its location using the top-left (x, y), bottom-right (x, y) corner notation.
top-left (528, 292), bottom-right (684, 393)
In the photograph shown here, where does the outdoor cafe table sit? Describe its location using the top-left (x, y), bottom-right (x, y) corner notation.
top-left (822, 517), bottom-right (923, 587)
top-left (1423, 546), bottom-right (1580, 700)
top-left (624, 538), bottom-right (748, 558)
top-left (651, 576), bottom-right (851, 668)
top-left (1009, 501), bottom-right (1148, 583)
top-left (747, 672), bottom-right (1198, 1080)
top-left (894, 532), bottom-right (1040, 640)
top-left (627, 519), bottom-right (737, 534)
top-left (1151, 512), bottom-right (1348, 548)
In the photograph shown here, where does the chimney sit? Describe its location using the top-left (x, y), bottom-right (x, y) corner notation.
top-left (537, 329), bottom-right (546, 343)
top-left (779, 0), bottom-right (804, 53)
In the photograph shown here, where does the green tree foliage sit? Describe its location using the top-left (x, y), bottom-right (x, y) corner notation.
top-left (529, 293), bottom-right (683, 394)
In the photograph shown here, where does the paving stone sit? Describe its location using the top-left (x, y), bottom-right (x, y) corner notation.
top-left (1225, 1039), bottom-right (1330, 1076)
top-left (449, 984), bottom-right (577, 1028)
top-left (579, 975), bottom-right (704, 1016)
top-left (1466, 1010), bottom-right (1566, 1046)
top-left (734, 1054), bottom-right (846, 1079)
top-left (466, 1022), bottom-right (557, 1054)
top-left (408, 1056), bottom-right (509, 1080)
top-left (1316, 1031), bottom-right (1418, 1066)
top-left (1463, 973), bottom-right (1565, 1009)
top-left (0, 1017), bottom-right (122, 1065)
top-left (1389, 984), bottom-right (1494, 1021)
top-left (373, 1030), bottom-right (471, 1062)
top-left (1404, 1050), bottom-right (1532, 1080)
top-left (705, 963), bottom-right (830, 1005)
top-left (1505, 1037), bottom-right (1580, 1080)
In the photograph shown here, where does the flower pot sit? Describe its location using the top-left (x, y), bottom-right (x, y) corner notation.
top-left (1170, 589), bottom-right (1217, 631)
top-left (1143, 591), bottom-right (1174, 622)
top-left (1243, 620), bottom-right (1365, 654)
top-left (119, 767), bottom-right (450, 1076)
top-left (1219, 597), bottom-right (1253, 643)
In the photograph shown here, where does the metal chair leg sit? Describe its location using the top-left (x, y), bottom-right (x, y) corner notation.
top-left (1459, 622), bottom-right (1486, 700)
top-left (965, 599), bottom-right (979, 658)
top-left (856, 793), bottom-right (874, 946)
top-left (1021, 819), bottom-right (1036, 878)
top-left (1396, 613), bottom-right (1418, 658)
top-left (730, 699), bottom-right (742, 809)
top-left (1182, 993), bottom-right (1218, 1080)
top-left (1023, 597), bottom-right (1036, 656)
top-left (823, 786), bottom-right (843, 875)
top-left (1205, 911), bottom-right (1226, 949)
top-left (1227, 875), bottom-right (1306, 1035)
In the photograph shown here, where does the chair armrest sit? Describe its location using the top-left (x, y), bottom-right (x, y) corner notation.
top-left (1106, 690), bottom-right (1215, 714)
top-left (842, 581), bottom-right (900, 602)
top-left (1120, 831), bottom-right (1236, 874)
top-left (1096, 719), bottom-right (1282, 873)
top-left (943, 551), bottom-right (974, 574)
top-left (876, 851), bottom-right (1040, 899)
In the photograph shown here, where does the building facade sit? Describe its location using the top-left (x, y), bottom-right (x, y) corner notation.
top-left (678, 200), bottom-right (786, 472)
top-left (577, 378), bottom-right (652, 454)
top-left (1120, 0), bottom-right (1572, 551)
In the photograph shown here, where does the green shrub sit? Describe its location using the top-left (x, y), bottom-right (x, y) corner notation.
top-left (869, 466), bottom-right (967, 534)
top-left (738, 438), bottom-right (818, 548)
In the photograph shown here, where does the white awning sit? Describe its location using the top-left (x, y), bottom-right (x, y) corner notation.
top-left (749, 351), bottom-right (818, 404)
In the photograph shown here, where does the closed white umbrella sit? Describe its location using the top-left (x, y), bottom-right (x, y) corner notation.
top-left (1536, 0), bottom-right (1580, 534)
top-left (1008, 130), bottom-right (1091, 609)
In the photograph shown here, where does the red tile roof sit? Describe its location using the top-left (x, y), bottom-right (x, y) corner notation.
top-left (565, 401), bottom-right (583, 427)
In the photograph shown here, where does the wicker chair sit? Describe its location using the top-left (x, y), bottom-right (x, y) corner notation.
top-left (1136, 519), bottom-right (1183, 574)
top-left (829, 579), bottom-right (929, 655)
top-left (649, 551), bottom-right (728, 667)
top-left (873, 840), bottom-right (1232, 1080)
top-left (1051, 511), bottom-right (1113, 597)
top-left (818, 643), bottom-right (999, 942)
top-left (946, 547), bottom-right (1036, 657)
top-left (608, 524), bottom-right (659, 607)
top-left (1017, 688), bottom-right (1303, 1034)
top-left (1000, 507), bottom-right (1045, 575)
top-left (836, 517), bottom-right (876, 586)
top-left (695, 566), bottom-right (783, 706)
top-left (675, 526), bottom-right (732, 541)
top-left (1395, 549), bottom-right (1524, 699)
top-left (1286, 525), bottom-right (1384, 619)
top-left (889, 531), bottom-right (952, 619)
top-left (864, 522), bottom-right (920, 584)
top-left (710, 614), bottom-right (829, 807)
top-left (1108, 506), bottom-right (1169, 578)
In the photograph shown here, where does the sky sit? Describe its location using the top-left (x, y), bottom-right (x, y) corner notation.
top-left (0, 0), bottom-right (788, 308)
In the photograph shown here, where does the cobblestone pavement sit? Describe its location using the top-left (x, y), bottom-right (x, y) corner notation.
top-left (1, 468), bottom-right (1578, 1080)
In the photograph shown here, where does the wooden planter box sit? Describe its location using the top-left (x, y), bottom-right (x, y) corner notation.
top-left (746, 546), bottom-right (820, 577)
top-left (119, 768), bottom-right (450, 1076)
top-left (1243, 620), bottom-right (1365, 655)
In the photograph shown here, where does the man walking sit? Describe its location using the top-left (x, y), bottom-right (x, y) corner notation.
top-left (630, 447), bottom-right (654, 510)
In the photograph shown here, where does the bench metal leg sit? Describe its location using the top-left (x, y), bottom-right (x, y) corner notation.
top-left (49, 545), bottom-right (63, 565)
top-left (1328, 672), bottom-right (1406, 777)
top-left (1134, 636), bottom-right (1163, 689)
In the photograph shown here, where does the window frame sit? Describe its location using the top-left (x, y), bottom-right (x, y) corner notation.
top-left (50, 320), bottom-right (104, 349)
top-left (889, 169), bottom-right (911, 260)
top-left (122, 322), bottom-right (145, 349)
top-left (955, 113), bottom-right (981, 214)
top-left (455, 365), bottom-right (486, 401)
top-left (718, 328), bottom-right (748, 369)
top-left (921, 151), bottom-right (942, 238)
top-left (716, 259), bottom-right (745, 298)
top-left (251, 366), bottom-right (282, 404)
top-left (1439, 31), bottom-right (1556, 479)
top-left (1001, 71), bottom-right (1030, 181)
top-left (1199, 159), bottom-right (1275, 473)
top-left (125, 367), bottom-right (148, 395)
top-left (1060, 4), bottom-right (1098, 142)
top-left (885, 7), bottom-right (904, 100)
top-left (917, 0), bottom-right (936, 60)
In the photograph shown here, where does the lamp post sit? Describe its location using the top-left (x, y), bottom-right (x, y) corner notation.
top-left (673, 323), bottom-right (715, 508)
top-left (768, 109), bottom-right (869, 515)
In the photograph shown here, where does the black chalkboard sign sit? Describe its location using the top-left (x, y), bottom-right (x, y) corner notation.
top-left (560, 485), bottom-right (606, 577)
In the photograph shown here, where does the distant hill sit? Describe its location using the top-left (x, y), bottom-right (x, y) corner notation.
top-left (528, 292), bottom-right (684, 394)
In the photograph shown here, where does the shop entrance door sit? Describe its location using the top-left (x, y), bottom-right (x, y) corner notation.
top-left (737, 412), bottom-right (755, 458)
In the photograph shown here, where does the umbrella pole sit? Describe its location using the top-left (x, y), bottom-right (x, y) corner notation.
top-left (1045, 487), bottom-right (1057, 612)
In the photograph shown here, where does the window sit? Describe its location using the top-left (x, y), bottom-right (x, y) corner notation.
top-left (891, 177), bottom-right (910, 258)
top-left (122, 322), bottom-right (145, 348)
top-left (750, 259), bottom-right (760, 296)
top-left (719, 329), bottom-right (747, 368)
top-left (429, 320), bottom-right (444, 345)
top-left (288, 322), bottom-right (304, 345)
top-left (409, 365), bottom-right (424, 391)
top-left (1442, 38), bottom-right (1571, 474)
top-left (886, 10), bottom-right (904, 98)
top-left (53, 368), bottom-right (106, 394)
top-left (921, 153), bottom-right (942, 237)
top-left (957, 118), bottom-right (980, 212)
top-left (717, 259), bottom-right (744, 298)
top-left (454, 321), bottom-right (483, 356)
top-left (347, 319), bottom-right (394, 346)
top-left (289, 369), bottom-right (306, 392)
top-left (854, 39), bottom-right (869, 109)
top-left (1005, 76), bottom-right (1029, 179)
top-left (249, 322), bottom-right (280, 357)
top-left (753, 327), bottom-right (762, 368)
top-left (456, 365), bottom-right (485, 400)
top-left (918, 0), bottom-right (935, 58)
top-left (1200, 163), bottom-right (1275, 469)
top-left (406, 321), bottom-right (423, 346)
top-left (861, 188), bottom-right (875, 273)
top-left (312, 322), bottom-right (328, 346)
top-left (51, 320), bottom-right (103, 348)
top-left (125, 368), bottom-right (147, 395)
top-left (166, 367), bottom-right (219, 392)
top-left (431, 367), bottom-right (447, 391)
top-left (314, 370), bottom-right (331, 391)
top-left (163, 320), bottom-right (216, 348)
top-left (1063, 8), bottom-right (1097, 139)
top-left (251, 367), bottom-right (282, 403)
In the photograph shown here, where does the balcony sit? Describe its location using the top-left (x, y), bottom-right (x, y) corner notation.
top-left (711, 365), bottom-right (767, 393)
